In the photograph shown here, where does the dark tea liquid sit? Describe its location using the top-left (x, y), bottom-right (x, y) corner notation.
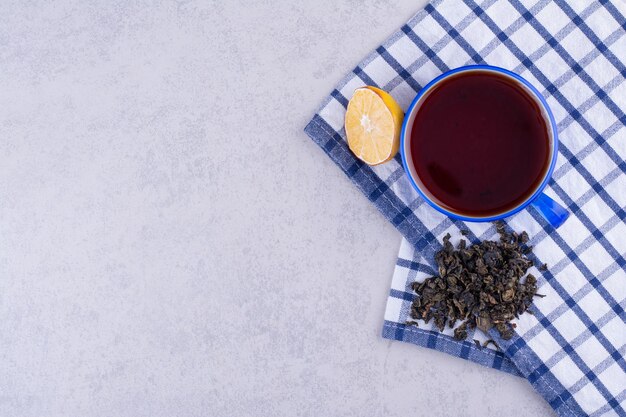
top-left (410, 71), bottom-right (550, 216)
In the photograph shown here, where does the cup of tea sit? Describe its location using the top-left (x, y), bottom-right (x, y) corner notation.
top-left (400, 65), bottom-right (569, 228)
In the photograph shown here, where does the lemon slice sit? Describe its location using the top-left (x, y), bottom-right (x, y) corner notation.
top-left (344, 86), bottom-right (404, 166)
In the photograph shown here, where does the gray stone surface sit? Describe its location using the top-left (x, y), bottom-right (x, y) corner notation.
top-left (0, 1), bottom-right (555, 416)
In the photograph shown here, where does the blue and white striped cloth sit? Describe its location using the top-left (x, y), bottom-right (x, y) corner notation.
top-left (304, 0), bottom-right (626, 415)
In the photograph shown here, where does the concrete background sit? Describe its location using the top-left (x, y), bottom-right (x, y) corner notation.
top-left (0, 1), bottom-right (555, 416)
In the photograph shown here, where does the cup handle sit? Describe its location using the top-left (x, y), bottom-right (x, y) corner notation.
top-left (530, 192), bottom-right (569, 229)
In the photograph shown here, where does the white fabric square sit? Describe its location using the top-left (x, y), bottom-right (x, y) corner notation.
top-left (585, 102), bottom-right (618, 140)
top-left (435, 0), bottom-right (472, 29)
top-left (559, 122), bottom-right (591, 156)
top-left (461, 18), bottom-right (493, 53)
top-left (576, 383), bottom-right (608, 416)
top-left (598, 363), bottom-right (626, 396)
top-left (552, 311), bottom-right (586, 343)
top-left (559, 29), bottom-right (595, 64)
top-left (559, 169), bottom-right (591, 202)
top-left (436, 41), bottom-right (470, 68)
top-left (576, 336), bottom-right (608, 370)
top-left (535, 1), bottom-right (571, 36)
top-left (534, 234), bottom-right (568, 267)
top-left (551, 356), bottom-right (586, 388)
top-left (561, 75), bottom-right (595, 109)
top-left (413, 13), bottom-right (448, 47)
top-left (577, 291), bottom-right (611, 323)
top-left (527, 329), bottom-right (564, 362)
top-left (584, 54), bottom-right (619, 89)
top-left (363, 56), bottom-right (398, 88)
top-left (584, 6), bottom-right (620, 41)
top-left (387, 35), bottom-right (422, 70)
top-left (580, 197), bottom-right (616, 230)
top-left (509, 24), bottom-right (544, 57)
top-left (535, 48), bottom-right (569, 83)
top-left (488, 0), bottom-right (521, 31)
top-left (557, 261), bottom-right (590, 296)
top-left (585, 147), bottom-right (619, 181)
top-left (577, 242), bottom-right (614, 277)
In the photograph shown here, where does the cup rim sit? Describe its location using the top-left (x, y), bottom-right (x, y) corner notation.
top-left (399, 64), bottom-right (559, 222)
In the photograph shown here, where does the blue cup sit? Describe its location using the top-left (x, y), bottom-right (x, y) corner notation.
top-left (400, 65), bottom-right (569, 228)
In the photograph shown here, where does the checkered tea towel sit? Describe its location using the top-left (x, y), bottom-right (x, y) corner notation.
top-left (303, 0), bottom-right (626, 416)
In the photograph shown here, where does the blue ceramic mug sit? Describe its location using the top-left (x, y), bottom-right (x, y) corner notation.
top-left (400, 65), bottom-right (569, 228)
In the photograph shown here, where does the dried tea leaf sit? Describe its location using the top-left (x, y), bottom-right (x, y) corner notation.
top-left (483, 339), bottom-right (501, 350)
top-left (409, 223), bottom-right (544, 342)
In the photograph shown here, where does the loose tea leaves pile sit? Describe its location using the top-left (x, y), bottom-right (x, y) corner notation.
top-left (409, 222), bottom-right (543, 342)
